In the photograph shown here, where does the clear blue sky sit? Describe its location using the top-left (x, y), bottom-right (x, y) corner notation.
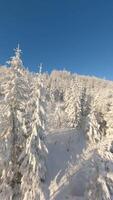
top-left (0, 0), bottom-right (113, 80)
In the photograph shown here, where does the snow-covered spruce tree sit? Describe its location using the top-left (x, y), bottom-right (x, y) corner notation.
top-left (85, 111), bottom-right (100, 143)
top-left (64, 78), bottom-right (81, 128)
top-left (76, 85), bottom-right (92, 131)
top-left (85, 93), bottom-right (108, 143)
top-left (0, 46), bottom-right (31, 199)
top-left (104, 100), bottom-right (113, 136)
top-left (0, 46), bottom-right (48, 200)
top-left (20, 75), bottom-right (48, 200)
top-left (85, 150), bottom-right (113, 200)
top-left (53, 103), bottom-right (65, 128)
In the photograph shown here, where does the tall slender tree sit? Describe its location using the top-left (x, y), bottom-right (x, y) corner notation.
top-left (0, 46), bottom-right (48, 200)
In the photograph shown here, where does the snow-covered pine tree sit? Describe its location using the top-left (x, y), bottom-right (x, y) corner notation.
top-left (85, 93), bottom-right (108, 143)
top-left (77, 85), bottom-right (92, 130)
top-left (104, 99), bottom-right (113, 136)
top-left (0, 46), bottom-right (48, 200)
top-left (64, 78), bottom-right (81, 128)
top-left (0, 46), bottom-right (30, 199)
top-left (85, 154), bottom-right (113, 200)
top-left (7, 44), bottom-right (25, 75)
top-left (20, 75), bottom-right (48, 200)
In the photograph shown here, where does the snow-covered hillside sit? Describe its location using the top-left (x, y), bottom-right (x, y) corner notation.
top-left (0, 47), bottom-right (113, 199)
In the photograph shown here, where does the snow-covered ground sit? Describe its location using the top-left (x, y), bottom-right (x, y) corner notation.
top-left (46, 127), bottom-right (113, 200)
top-left (46, 128), bottom-right (86, 200)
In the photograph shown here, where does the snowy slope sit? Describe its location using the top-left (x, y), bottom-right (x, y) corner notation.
top-left (46, 127), bottom-right (113, 200)
top-left (46, 128), bottom-right (86, 200)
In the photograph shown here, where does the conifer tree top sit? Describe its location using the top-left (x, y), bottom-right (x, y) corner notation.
top-left (7, 44), bottom-right (23, 69)
top-left (14, 44), bottom-right (22, 59)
